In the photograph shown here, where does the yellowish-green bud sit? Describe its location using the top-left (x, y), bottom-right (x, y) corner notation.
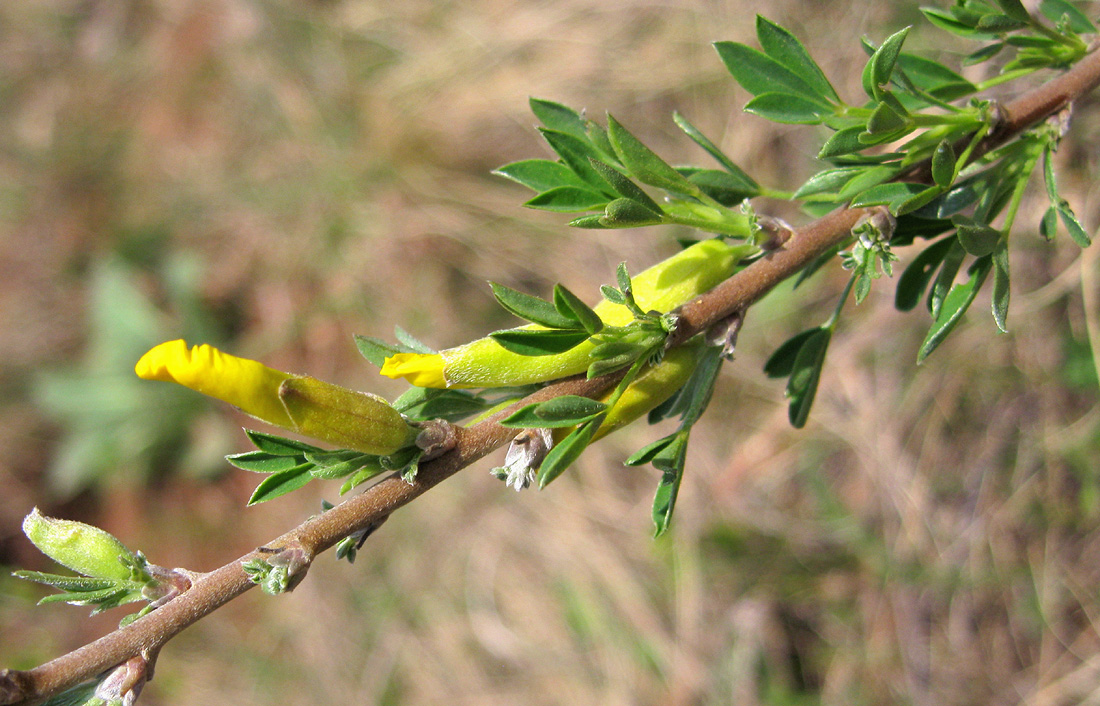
top-left (136, 340), bottom-right (417, 455)
top-left (278, 376), bottom-right (418, 455)
top-left (382, 238), bottom-right (752, 388)
top-left (591, 344), bottom-right (701, 441)
top-left (22, 507), bottom-right (134, 580)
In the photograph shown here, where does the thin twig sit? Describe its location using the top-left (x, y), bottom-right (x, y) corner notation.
top-left (4, 45), bottom-right (1100, 706)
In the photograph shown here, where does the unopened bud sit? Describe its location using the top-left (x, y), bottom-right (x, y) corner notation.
top-left (22, 508), bottom-right (134, 581)
top-left (278, 376), bottom-right (419, 456)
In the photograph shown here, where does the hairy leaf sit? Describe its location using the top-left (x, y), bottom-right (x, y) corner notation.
top-left (918, 256), bottom-right (992, 363)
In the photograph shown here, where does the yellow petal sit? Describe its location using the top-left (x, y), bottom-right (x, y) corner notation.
top-left (380, 352), bottom-right (449, 388)
top-left (135, 340), bottom-right (294, 427)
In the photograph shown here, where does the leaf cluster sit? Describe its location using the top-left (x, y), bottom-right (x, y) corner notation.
top-left (495, 98), bottom-right (761, 238)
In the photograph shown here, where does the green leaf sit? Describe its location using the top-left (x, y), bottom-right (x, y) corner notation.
top-left (554, 285), bottom-right (603, 335)
top-left (764, 328), bottom-right (824, 378)
top-left (1059, 205), bottom-right (1092, 247)
top-left (954, 216), bottom-right (1002, 257)
top-left (493, 159), bottom-right (589, 192)
top-left (745, 93), bottom-right (830, 124)
top-left (991, 241), bottom-right (1010, 333)
top-left (226, 450), bottom-right (307, 474)
top-left (964, 43), bottom-right (1006, 65)
top-left (1040, 205), bottom-right (1059, 240)
top-left (625, 433), bottom-right (679, 466)
top-left (501, 396), bottom-right (607, 428)
top-left (1040, 0), bottom-right (1097, 33)
top-left (489, 328), bottom-right (591, 356)
top-left (929, 239), bottom-right (967, 318)
top-left (538, 419), bottom-right (600, 488)
top-left (865, 100), bottom-right (910, 135)
top-left (849, 182), bottom-right (926, 210)
top-left (538, 129), bottom-right (616, 194)
top-left (606, 115), bottom-right (699, 194)
top-left (393, 387), bottom-right (492, 423)
top-left (393, 326), bottom-right (433, 353)
top-left (895, 185), bottom-right (947, 216)
top-left (490, 282), bottom-right (579, 329)
top-left (569, 215), bottom-right (608, 229)
top-left (524, 185), bottom-right (610, 212)
top-left (818, 125), bottom-right (866, 159)
top-left (836, 165), bottom-right (898, 201)
top-left (681, 168), bottom-right (760, 205)
top-left (918, 256), bottom-right (992, 363)
top-left (587, 159), bottom-right (664, 213)
top-left (994, 0), bottom-right (1031, 21)
top-left (931, 139), bottom-right (957, 188)
top-left (672, 112), bottom-right (759, 186)
top-left (786, 328), bottom-right (831, 429)
top-left (650, 432), bottom-right (689, 537)
top-left (869, 27), bottom-right (912, 97)
top-left (599, 284), bottom-right (626, 305)
top-left (600, 198), bottom-right (665, 227)
top-left (977, 13), bottom-right (1028, 31)
top-left (247, 463), bottom-right (315, 504)
top-left (305, 451), bottom-right (378, 480)
top-left (714, 41), bottom-right (827, 103)
top-left (793, 167), bottom-right (864, 199)
top-left (755, 15), bottom-right (840, 103)
top-left (354, 335), bottom-right (406, 368)
top-left (244, 430), bottom-right (322, 456)
top-left (897, 54), bottom-right (977, 100)
top-left (529, 98), bottom-right (589, 141)
top-left (921, 7), bottom-right (997, 39)
top-left (895, 237), bottom-right (957, 312)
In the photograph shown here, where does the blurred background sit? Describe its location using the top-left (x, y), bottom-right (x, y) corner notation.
top-left (1, 0), bottom-right (1099, 704)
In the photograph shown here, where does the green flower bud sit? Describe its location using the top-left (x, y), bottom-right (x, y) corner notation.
top-left (22, 508), bottom-right (134, 581)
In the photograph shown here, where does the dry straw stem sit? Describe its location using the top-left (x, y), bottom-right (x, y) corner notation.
top-left (4, 45), bottom-right (1100, 706)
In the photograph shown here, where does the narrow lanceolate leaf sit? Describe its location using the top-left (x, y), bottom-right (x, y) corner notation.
top-left (650, 431), bottom-right (690, 537)
top-left (587, 158), bottom-right (663, 213)
top-left (786, 328), bottom-right (831, 429)
top-left (501, 396), bottom-right (607, 428)
top-left (930, 239), bottom-right (967, 318)
top-left (745, 93), bottom-right (830, 124)
top-left (755, 15), bottom-right (839, 103)
top-left (849, 182), bottom-right (925, 210)
top-left (1040, 0), bottom-right (1097, 33)
top-left (895, 237), bottom-right (957, 312)
top-left (529, 98), bottom-right (589, 141)
top-left (490, 282), bottom-right (579, 329)
top-left (554, 284), bottom-right (603, 335)
top-left (355, 335), bottom-right (407, 368)
top-left (868, 26), bottom-right (912, 97)
top-left (226, 450), bottom-right (308, 474)
top-left (932, 140), bottom-right (957, 188)
top-left (918, 256), bottom-right (993, 363)
top-left (993, 0), bottom-right (1031, 22)
top-left (713, 41), bottom-right (826, 104)
top-left (606, 115), bottom-right (699, 195)
top-left (794, 167), bottom-right (865, 199)
top-left (493, 159), bottom-right (590, 192)
top-left (765, 328), bottom-right (826, 378)
top-left (897, 54), bottom-right (977, 100)
top-left (248, 463), bottom-right (315, 505)
top-left (954, 216), bottom-right (1001, 257)
top-left (682, 168), bottom-right (760, 205)
top-left (489, 329), bottom-right (591, 356)
top-left (991, 242), bottom-right (1011, 333)
top-left (538, 419), bottom-right (601, 488)
top-left (524, 185), bottom-right (610, 212)
top-left (245, 430), bottom-right (322, 456)
top-left (625, 433), bottom-right (679, 466)
top-left (672, 111), bottom-right (759, 186)
top-left (819, 126), bottom-right (866, 159)
top-left (538, 129), bottom-right (616, 194)
top-left (600, 198), bottom-right (664, 227)
top-left (1059, 205), bottom-right (1092, 247)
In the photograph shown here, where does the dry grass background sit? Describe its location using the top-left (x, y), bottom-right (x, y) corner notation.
top-left (1, 0), bottom-right (1099, 704)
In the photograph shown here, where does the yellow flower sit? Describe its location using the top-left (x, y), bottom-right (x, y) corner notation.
top-left (381, 238), bottom-right (752, 389)
top-left (590, 343), bottom-right (700, 441)
top-left (136, 340), bottom-right (417, 455)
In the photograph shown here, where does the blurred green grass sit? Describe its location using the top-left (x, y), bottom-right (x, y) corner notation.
top-left (2, 1), bottom-right (1099, 705)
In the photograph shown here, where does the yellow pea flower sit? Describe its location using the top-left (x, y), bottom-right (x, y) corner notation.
top-left (382, 238), bottom-right (752, 388)
top-left (136, 340), bottom-right (417, 455)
